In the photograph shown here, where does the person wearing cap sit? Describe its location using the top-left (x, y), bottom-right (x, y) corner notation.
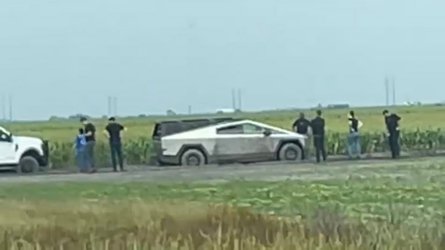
top-left (292, 112), bottom-right (312, 159)
top-left (104, 117), bottom-right (127, 172)
top-left (382, 110), bottom-right (401, 159)
top-left (310, 110), bottom-right (327, 163)
top-left (80, 116), bottom-right (97, 173)
top-left (347, 111), bottom-right (363, 159)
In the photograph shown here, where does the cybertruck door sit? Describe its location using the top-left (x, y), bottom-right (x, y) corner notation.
top-left (214, 124), bottom-right (274, 163)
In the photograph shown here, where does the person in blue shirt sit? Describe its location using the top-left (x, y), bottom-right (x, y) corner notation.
top-left (74, 128), bottom-right (87, 172)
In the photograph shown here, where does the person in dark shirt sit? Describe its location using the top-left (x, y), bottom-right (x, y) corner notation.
top-left (293, 112), bottom-right (311, 134)
top-left (292, 112), bottom-right (312, 159)
top-left (383, 110), bottom-right (401, 159)
top-left (310, 110), bottom-right (327, 163)
top-left (80, 117), bottom-right (97, 173)
top-left (104, 117), bottom-right (127, 172)
top-left (347, 111), bottom-right (363, 159)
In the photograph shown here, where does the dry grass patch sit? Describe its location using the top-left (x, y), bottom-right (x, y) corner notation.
top-left (0, 200), bottom-right (441, 249)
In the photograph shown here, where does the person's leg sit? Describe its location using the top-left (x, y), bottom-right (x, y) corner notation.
top-left (79, 150), bottom-right (87, 172)
top-left (116, 143), bottom-right (124, 171)
top-left (110, 143), bottom-right (117, 172)
top-left (75, 150), bottom-right (81, 172)
top-left (314, 136), bottom-right (321, 163)
top-left (307, 134), bottom-right (312, 159)
top-left (388, 133), bottom-right (396, 159)
top-left (84, 143), bottom-right (92, 171)
top-left (394, 131), bottom-right (401, 158)
top-left (320, 136), bottom-right (327, 161)
top-left (355, 133), bottom-right (361, 158)
top-left (90, 141), bottom-right (96, 170)
top-left (347, 134), bottom-right (354, 159)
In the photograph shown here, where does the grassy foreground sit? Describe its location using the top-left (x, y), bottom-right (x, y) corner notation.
top-left (1, 160), bottom-right (445, 249)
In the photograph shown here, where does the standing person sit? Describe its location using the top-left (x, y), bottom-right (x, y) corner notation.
top-left (310, 110), bottom-right (327, 163)
top-left (383, 110), bottom-right (401, 159)
top-left (73, 128), bottom-right (87, 172)
top-left (80, 117), bottom-right (97, 173)
top-left (104, 117), bottom-right (126, 172)
top-left (347, 111), bottom-right (363, 159)
top-left (292, 112), bottom-right (312, 159)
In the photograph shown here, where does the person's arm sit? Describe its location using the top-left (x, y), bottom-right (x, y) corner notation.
top-left (84, 124), bottom-right (95, 136)
top-left (307, 125), bottom-right (313, 136)
top-left (103, 125), bottom-right (110, 139)
top-left (119, 124), bottom-right (126, 138)
top-left (291, 120), bottom-right (297, 131)
top-left (358, 120), bottom-right (363, 129)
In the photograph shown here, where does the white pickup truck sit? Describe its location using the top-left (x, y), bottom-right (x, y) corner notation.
top-left (0, 126), bottom-right (49, 173)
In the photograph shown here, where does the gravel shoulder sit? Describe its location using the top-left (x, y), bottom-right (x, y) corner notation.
top-left (0, 155), bottom-right (444, 185)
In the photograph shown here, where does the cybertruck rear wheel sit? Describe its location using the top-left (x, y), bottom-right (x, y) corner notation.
top-left (180, 149), bottom-right (206, 167)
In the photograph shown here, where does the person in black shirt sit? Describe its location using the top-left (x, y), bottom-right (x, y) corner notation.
top-left (383, 110), bottom-right (401, 159)
top-left (104, 117), bottom-right (126, 172)
top-left (292, 112), bottom-right (312, 159)
top-left (310, 110), bottom-right (327, 163)
top-left (347, 111), bottom-right (363, 159)
top-left (80, 117), bottom-right (97, 173)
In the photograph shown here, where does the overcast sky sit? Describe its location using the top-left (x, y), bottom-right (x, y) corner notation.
top-left (1, 0), bottom-right (445, 120)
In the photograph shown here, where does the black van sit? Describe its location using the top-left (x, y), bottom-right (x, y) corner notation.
top-left (149, 117), bottom-right (238, 165)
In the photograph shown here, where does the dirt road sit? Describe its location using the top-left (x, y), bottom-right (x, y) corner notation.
top-left (0, 156), bottom-right (443, 184)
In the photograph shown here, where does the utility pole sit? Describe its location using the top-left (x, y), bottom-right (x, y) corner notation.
top-left (113, 96), bottom-right (118, 116)
top-left (385, 76), bottom-right (389, 106)
top-left (237, 88), bottom-right (242, 111)
top-left (107, 96), bottom-right (111, 116)
top-left (392, 77), bottom-right (396, 106)
top-left (231, 89), bottom-right (236, 110)
top-left (1, 95), bottom-right (5, 121)
top-left (188, 105), bottom-right (192, 115)
top-left (8, 94), bottom-right (12, 122)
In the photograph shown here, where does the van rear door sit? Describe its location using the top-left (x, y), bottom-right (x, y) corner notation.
top-left (149, 123), bottom-right (163, 165)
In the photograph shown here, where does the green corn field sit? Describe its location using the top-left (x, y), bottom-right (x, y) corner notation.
top-left (5, 105), bottom-right (445, 168)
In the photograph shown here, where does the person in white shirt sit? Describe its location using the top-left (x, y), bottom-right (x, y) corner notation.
top-left (347, 111), bottom-right (363, 159)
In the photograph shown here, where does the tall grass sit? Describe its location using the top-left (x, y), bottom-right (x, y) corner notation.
top-left (0, 200), bottom-right (443, 249)
top-left (48, 129), bottom-right (445, 168)
top-left (6, 105), bottom-right (445, 167)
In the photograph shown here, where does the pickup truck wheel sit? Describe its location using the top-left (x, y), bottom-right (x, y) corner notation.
top-left (278, 143), bottom-right (303, 162)
top-left (180, 149), bottom-right (206, 166)
top-left (17, 156), bottom-right (39, 174)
